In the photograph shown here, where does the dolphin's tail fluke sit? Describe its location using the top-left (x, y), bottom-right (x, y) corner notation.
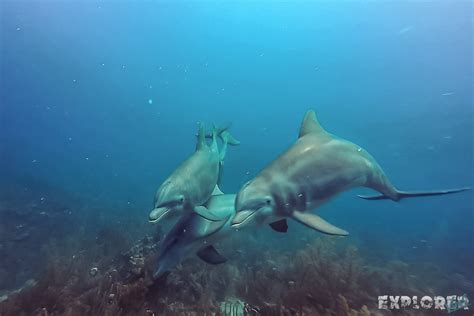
top-left (205, 124), bottom-right (240, 146)
top-left (219, 129), bottom-right (240, 146)
top-left (358, 187), bottom-right (470, 201)
top-left (205, 124), bottom-right (240, 161)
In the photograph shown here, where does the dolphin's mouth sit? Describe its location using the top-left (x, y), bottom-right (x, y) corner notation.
top-left (149, 207), bottom-right (170, 223)
top-left (231, 209), bottom-right (257, 228)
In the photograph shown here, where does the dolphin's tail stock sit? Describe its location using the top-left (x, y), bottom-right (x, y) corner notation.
top-left (358, 187), bottom-right (471, 201)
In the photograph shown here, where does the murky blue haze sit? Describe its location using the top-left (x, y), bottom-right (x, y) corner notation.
top-left (0, 1), bottom-right (473, 313)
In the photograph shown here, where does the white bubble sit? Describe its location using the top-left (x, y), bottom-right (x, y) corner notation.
top-left (32, 159), bottom-right (37, 163)
top-left (148, 99), bottom-right (153, 105)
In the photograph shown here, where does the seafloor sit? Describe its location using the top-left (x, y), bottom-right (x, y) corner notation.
top-left (0, 178), bottom-right (472, 316)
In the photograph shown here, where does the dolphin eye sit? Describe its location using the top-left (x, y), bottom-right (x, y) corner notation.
top-left (180, 197), bottom-right (185, 203)
top-left (266, 199), bottom-right (271, 205)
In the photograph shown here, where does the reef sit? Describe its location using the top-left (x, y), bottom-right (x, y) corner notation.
top-left (1, 229), bottom-right (472, 315)
top-left (0, 179), bottom-right (472, 315)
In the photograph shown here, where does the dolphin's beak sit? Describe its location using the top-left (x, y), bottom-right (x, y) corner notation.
top-left (149, 207), bottom-right (170, 223)
top-left (231, 210), bottom-right (257, 227)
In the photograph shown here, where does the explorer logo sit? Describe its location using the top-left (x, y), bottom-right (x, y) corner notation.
top-left (378, 295), bottom-right (470, 313)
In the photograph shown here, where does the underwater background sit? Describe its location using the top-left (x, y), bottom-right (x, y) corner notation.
top-left (1, 1), bottom-right (473, 315)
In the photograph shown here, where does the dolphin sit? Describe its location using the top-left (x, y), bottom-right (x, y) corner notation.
top-left (153, 188), bottom-right (236, 279)
top-left (149, 124), bottom-right (238, 224)
top-left (232, 110), bottom-right (470, 235)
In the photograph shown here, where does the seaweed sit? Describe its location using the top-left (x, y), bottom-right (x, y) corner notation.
top-left (2, 229), bottom-right (473, 315)
top-left (1, 184), bottom-right (472, 316)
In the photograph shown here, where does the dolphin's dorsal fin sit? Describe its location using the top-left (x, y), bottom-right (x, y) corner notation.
top-left (299, 110), bottom-right (326, 138)
top-left (211, 184), bottom-right (224, 196)
top-left (196, 123), bottom-right (206, 151)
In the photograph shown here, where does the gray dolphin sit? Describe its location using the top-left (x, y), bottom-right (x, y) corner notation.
top-left (232, 110), bottom-right (470, 234)
top-left (154, 189), bottom-right (236, 279)
top-left (149, 124), bottom-right (238, 224)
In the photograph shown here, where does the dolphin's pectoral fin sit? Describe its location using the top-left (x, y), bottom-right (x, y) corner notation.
top-left (291, 211), bottom-right (348, 236)
top-left (194, 206), bottom-right (224, 222)
top-left (196, 245), bottom-right (227, 265)
top-left (269, 219), bottom-right (288, 233)
top-left (358, 187), bottom-right (471, 201)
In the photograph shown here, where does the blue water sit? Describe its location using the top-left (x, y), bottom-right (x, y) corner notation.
top-left (1, 0), bottom-right (473, 301)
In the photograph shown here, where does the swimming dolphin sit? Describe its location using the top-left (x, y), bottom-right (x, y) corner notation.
top-left (149, 124), bottom-right (238, 224)
top-left (232, 110), bottom-right (470, 234)
top-left (154, 188), bottom-right (236, 279)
